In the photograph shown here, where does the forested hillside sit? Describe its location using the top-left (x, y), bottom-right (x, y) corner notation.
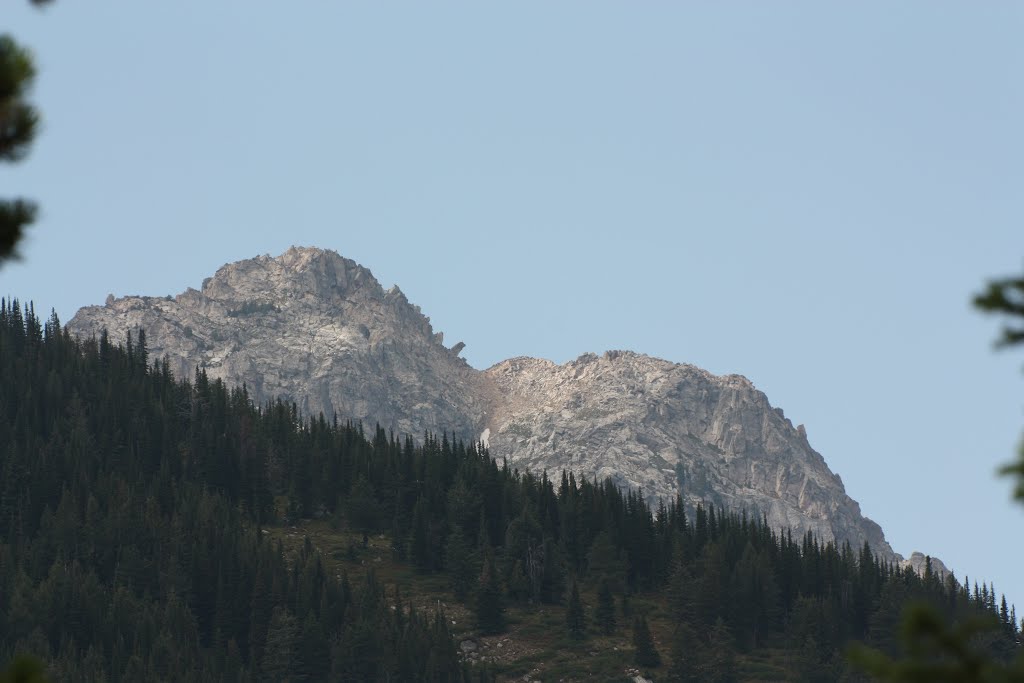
top-left (1, 298), bottom-right (1019, 681)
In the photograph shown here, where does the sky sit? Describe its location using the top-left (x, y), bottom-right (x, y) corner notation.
top-left (4, 3), bottom-right (1023, 608)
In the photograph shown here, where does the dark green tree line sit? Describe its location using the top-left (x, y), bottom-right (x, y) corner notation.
top-left (0, 298), bottom-right (1019, 679)
top-left (0, 300), bottom-right (491, 681)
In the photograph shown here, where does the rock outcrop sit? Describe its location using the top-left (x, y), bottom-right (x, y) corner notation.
top-left (483, 351), bottom-right (891, 557)
top-left (901, 552), bottom-right (950, 581)
top-left (69, 247), bottom-right (489, 438)
top-left (69, 246), bottom-right (899, 561)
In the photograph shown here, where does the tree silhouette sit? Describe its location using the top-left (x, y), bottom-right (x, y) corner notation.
top-left (1, 1), bottom-right (51, 266)
top-left (0, 36), bottom-right (38, 264)
top-left (849, 266), bottom-right (1024, 680)
top-left (974, 269), bottom-right (1024, 500)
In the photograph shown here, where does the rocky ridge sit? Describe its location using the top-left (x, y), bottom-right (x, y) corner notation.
top-left (70, 247), bottom-right (489, 438)
top-left (484, 351), bottom-right (891, 556)
top-left (69, 247), bottom-right (901, 562)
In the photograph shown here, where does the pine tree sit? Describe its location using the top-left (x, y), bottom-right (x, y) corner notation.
top-left (632, 615), bottom-right (661, 668)
top-left (507, 559), bottom-right (531, 603)
top-left (445, 524), bottom-right (475, 601)
top-left (345, 475), bottom-right (382, 547)
top-left (667, 622), bottom-right (700, 683)
top-left (389, 504), bottom-right (409, 561)
top-left (595, 576), bottom-right (617, 635)
top-left (587, 530), bottom-right (627, 592)
top-left (136, 328), bottom-right (149, 372)
top-left (565, 579), bottom-right (586, 639)
top-left (298, 611), bottom-right (329, 681)
top-left (475, 553), bottom-right (506, 635)
top-left (705, 617), bottom-right (738, 683)
top-left (0, 33), bottom-right (43, 265)
top-left (410, 495), bottom-right (432, 571)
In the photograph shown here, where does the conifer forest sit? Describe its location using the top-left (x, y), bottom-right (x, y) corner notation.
top-left (1, 299), bottom-right (1021, 681)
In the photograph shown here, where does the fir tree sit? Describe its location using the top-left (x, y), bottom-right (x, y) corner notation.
top-left (565, 579), bottom-right (586, 639)
top-left (445, 524), bottom-right (475, 601)
top-left (667, 622), bottom-right (700, 683)
top-left (595, 576), bottom-right (617, 635)
top-left (260, 606), bottom-right (298, 682)
top-left (632, 615), bottom-right (661, 668)
top-left (705, 617), bottom-right (738, 683)
top-left (974, 265), bottom-right (1024, 498)
top-left (475, 553), bottom-right (505, 635)
top-left (345, 475), bottom-right (382, 547)
top-left (586, 530), bottom-right (627, 593)
top-left (410, 495), bottom-right (432, 571)
top-left (0, 32), bottom-right (43, 265)
top-left (298, 611), bottom-right (329, 681)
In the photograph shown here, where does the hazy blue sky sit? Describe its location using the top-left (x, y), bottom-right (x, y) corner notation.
top-left (5, 3), bottom-right (1023, 607)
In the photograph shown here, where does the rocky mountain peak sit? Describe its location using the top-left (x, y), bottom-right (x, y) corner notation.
top-left (480, 348), bottom-right (893, 558)
top-left (69, 247), bottom-right (483, 437)
top-left (68, 247), bottom-right (910, 563)
top-left (199, 247), bottom-right (383, 312)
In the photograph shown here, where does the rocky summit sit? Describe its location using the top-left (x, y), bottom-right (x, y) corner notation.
top-left (71, 247), bottom-right (490, 439)
top-left (69, 246), bottom-right (899, 561)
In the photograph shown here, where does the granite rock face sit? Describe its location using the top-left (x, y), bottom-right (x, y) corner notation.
top-left (69, 246), bottom-right (898, 561)
top-left (483, 351), bottom-right (893, 559)
top-left (69, 247), bottom-right (489, 439)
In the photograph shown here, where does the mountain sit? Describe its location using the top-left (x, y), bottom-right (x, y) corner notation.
top-left (8, 302), bottom-right (1006, 681)
top-left (68, 246), bottom-right (896, 560)
top-left (484, 351), bottom-right (891, 559)
top-left (71, 247), bottom-right (489, 439)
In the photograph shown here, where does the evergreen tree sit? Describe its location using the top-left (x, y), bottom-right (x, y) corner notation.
top-left (587, 530), bottom-right (627, 592)
top-left (298, 611), bottom-right (329, 681)
top-left (507, 559), bottom-right (531, 603)
top-left (974, 266), bottom-right (1024, 499)
top-left (475, 553), bottom-right (505, 635)
top-left (594, 576), bottom-right (617, 635)
top-left (632, 615), bottom-right (661, 668)
top-left (704, 617), bottom-right (738, 683)
top-left (389, 504), bottom-right (410, 561)
top-left (565, 579), bottom-right (586, 639)
top-left (445, 524), bottom-right (476, 601)
top-left (261, 606), bottom-right (298, 682)
top-left (0, 32), bottom-right (43, 266)
top-left (667, 622), bottom-right (700, 683)
top-left (345, 475), bottom-right (382, 547)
